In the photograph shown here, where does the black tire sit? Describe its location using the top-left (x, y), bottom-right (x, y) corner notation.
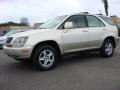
top-left (100, 39), bottom-right (115, 57)
top-left (32, 45), bottom-right (59, 71)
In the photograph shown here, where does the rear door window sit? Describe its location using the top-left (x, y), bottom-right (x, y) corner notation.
top-left (86, 15), bottom-right (105, 27)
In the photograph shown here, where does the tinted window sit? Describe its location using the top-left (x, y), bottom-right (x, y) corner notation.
top-left (65, 15), bottom-right (86, 29)
top-left (86, 15), bottom-right (104, 27)
top-left (99, 16), bottom-right (115, 26)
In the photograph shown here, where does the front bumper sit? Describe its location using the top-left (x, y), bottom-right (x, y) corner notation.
top-left (115, 37), bottom-right (120, 45)
top-left (3, 45), bottom-right (33, 59)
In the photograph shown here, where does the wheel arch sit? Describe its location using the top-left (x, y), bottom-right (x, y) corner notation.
top-left (103, 36), bottom-right (116, 48)
top-left (31, 40), bottom-right (62, 59)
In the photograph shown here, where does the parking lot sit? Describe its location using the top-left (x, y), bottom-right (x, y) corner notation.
top-left (0, 44), bottom-right (120, 90)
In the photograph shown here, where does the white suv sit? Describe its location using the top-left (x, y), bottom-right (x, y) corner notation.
top-left (3, 13), bottom-right (120, 70)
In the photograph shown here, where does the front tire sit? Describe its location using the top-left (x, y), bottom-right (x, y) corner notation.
top-left (100, 39), bottom-right (114, 57)
top-left (32, 45), bottom-right (58, 71)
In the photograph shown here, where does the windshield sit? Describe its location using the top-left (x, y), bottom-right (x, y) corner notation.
top-left (39, 15), bottom-right (68, 29)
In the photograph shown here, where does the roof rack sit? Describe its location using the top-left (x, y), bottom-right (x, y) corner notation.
top-left (96, 14), bottom-right (103, 15)
top-left (80, 12), bottom-right (89, 14)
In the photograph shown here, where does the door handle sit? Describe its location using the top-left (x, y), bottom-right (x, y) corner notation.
top-left (82, 30), bottom-right (88, 32)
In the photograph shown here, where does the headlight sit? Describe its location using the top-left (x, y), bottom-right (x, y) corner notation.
top-left (0, 39), bottom-right (6, 43)
top-left (12, 36), bottom-right (28, 48)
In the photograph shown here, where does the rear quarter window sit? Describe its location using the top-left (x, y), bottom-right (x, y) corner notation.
top-left (99, 16), bottom-right (115, 26)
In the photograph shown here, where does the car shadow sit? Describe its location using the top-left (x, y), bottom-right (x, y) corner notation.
top-left (1, 53), bottom-right (109, 73)
top-left (2, 61), bottom-right (34, 73)
top-left (58, 52), bottom-right (101, 66)
top-left (3, 52), bottom-right (102, 72)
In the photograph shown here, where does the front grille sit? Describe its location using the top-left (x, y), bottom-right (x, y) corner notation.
top-left (6, 37), bottom-right (13, 44)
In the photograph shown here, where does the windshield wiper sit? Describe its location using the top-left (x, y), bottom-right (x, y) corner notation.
top-left (39, 27), bottom-right (47, 29)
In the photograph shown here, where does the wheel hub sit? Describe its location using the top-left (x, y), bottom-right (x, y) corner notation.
top-left (105, 42), bottom-right (113, 55)
top-left (39, 50), bottom-right (54, 67)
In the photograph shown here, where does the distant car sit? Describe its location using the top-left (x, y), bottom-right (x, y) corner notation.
top-left (0, 29), bottom-right (26, 49)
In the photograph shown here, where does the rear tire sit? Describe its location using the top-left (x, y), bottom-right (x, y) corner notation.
top-left (32, 45), bottom-right (59, 71)
top-left (100, 39), bottom-right (114, 57)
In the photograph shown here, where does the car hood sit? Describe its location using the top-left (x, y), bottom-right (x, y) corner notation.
top-left (0, 36), bottom-right (8, 44)
top-left (11, 29), bottom-right (54, 37)
top-left (0, 36), bottom-right (7, 40)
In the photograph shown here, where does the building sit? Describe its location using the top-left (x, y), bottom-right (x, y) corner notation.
top-left (110, 16), bottom-right (120, 24)
top-left (0, 26), bottom-right (33, 36)
top-left (110, 16), bottom-right (120, 36)
top-left (34, 23), bottom-right (43, 29)
top-left (21, 17), bottom-right (29, 25)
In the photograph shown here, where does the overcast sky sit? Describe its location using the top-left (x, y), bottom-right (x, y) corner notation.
top-left (0, 0), bottom-right (120, 25)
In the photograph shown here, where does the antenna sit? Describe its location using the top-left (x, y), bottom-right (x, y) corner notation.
top-left (98, 9), bottom-right (102, 14)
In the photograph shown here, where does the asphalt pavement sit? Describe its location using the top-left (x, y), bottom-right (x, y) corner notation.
top-left (0, 44), bottom-right (120, 90)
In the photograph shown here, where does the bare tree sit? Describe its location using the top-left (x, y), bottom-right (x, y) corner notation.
top-left (102, 0), bottom-right (109, 16)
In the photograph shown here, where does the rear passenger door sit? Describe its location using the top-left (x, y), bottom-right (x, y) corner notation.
top-left (85, 15), bottom-right (105, 48)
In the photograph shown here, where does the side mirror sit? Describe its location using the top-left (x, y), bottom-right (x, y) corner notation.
top-left (64, 22), bottom-right (73, 29)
